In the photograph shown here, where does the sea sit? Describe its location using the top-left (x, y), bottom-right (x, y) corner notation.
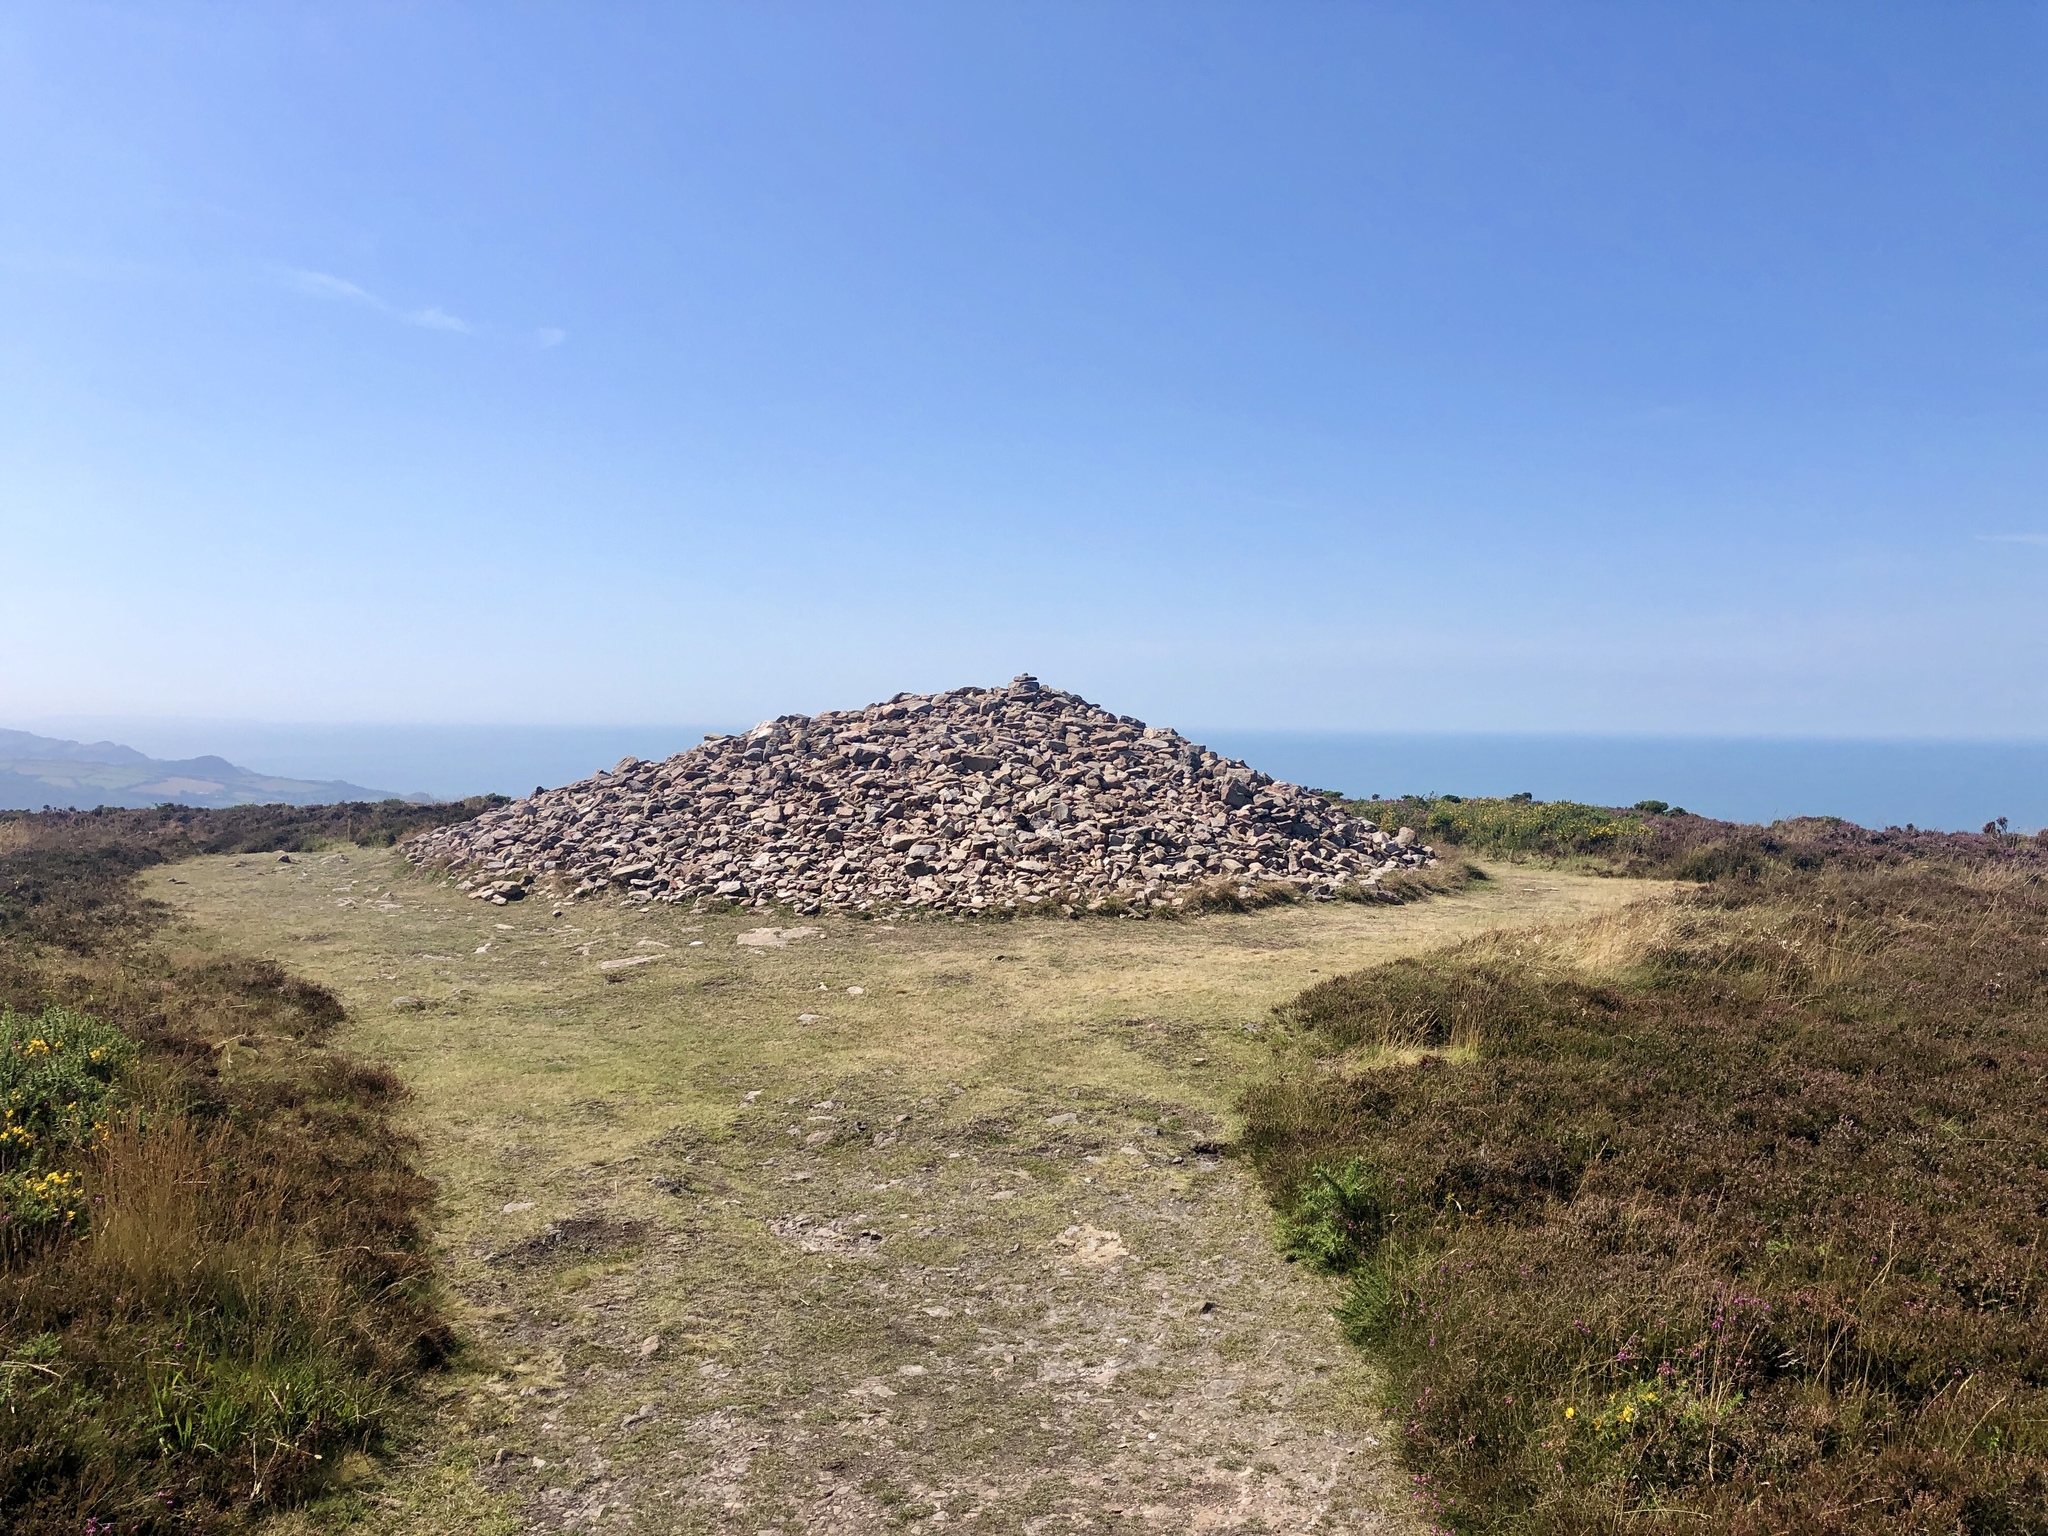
top-left (28, 719), bottom-right (2048, 835)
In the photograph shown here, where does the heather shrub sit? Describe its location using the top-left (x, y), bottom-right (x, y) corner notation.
top-left (1347, 793), bottom-right (2048, 881)
top-left (1244, 858), bottom-right (2048, 1533)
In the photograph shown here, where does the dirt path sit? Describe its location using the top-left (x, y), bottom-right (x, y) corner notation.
top-left (151, 854), bottom-right (1660, 1535)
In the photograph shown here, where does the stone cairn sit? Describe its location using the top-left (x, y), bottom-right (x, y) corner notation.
top-left (406, 676), bottom-right (1435, 915)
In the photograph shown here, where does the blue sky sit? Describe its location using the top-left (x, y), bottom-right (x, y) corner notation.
top-left (4, 3), bottom-right (2045, 736)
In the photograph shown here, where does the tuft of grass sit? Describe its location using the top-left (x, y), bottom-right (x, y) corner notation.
top-left (1243, 850), bottom-right (2048, 1533)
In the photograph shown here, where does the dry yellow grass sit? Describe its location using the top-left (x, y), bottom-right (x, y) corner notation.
top-left (86, 1113), bottom-right (233, 1303)
top-left (149, 849), bottom-right (1663, 1534)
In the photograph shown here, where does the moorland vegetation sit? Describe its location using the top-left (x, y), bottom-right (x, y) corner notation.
top-left (1248, 801), bottom-right (2048, 1533)
top-left (0, 799), bottom-right (498, 1533)
top-left (5, 779), bottom-right (2044, 1535)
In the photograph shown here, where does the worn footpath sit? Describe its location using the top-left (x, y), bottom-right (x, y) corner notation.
top-left (149, 851), bottom-right (1658, 1534)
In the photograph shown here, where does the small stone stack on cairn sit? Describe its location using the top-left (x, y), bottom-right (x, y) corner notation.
top-left (407, 676), bottom-right (1435, 916)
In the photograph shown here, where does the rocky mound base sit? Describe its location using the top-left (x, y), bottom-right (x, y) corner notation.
top-left (406, 676), bottom-right (1435, 914)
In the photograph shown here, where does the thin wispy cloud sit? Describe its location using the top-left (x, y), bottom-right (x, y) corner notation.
top-left (287, 268), bottom-right (472, 335)
top-left (1978, 533), bottom-right (2048, 547)
top-left (289, 269), bottom-right (379, 305)
top-left (535, 327), bottom-right (567, 349)
top-left (404, 306), bottom-right (472, 333)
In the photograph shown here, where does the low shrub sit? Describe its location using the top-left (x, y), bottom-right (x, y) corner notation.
top-left (0, 1005), bottom-right (131, 1149)
top-left (1345, 794), bottom-right (2048, 881)
top-left (1349, 794), bottom-right (1643, 859)
top-left (1275, 1156), bottom-right (1390, 1272)
top-left (1244, 857), bottom-right (2048, 1533)
top-left (0, 1007), bottom-right (132, 1244)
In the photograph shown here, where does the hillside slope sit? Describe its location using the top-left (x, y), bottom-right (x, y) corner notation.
top-left (0, 728), bottom-right (414, 809)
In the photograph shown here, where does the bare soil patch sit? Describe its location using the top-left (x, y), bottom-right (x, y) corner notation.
top-left (494, 1216), bottom-right (654, 1270)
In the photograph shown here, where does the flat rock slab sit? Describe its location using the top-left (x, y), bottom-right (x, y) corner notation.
top-left (736, 926), bottom-right (822, 948)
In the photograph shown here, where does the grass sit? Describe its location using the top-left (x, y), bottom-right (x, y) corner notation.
top-left (0, 800), bottom-right (489, 1533)
top-left (1243, 816), bottom-right (2048, 1533)
top-left (150, 841), bottom-right (1656, 1531)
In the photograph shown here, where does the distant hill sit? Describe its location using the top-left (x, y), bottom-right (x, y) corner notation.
top-left (0, 729), bottom-right (426, 810)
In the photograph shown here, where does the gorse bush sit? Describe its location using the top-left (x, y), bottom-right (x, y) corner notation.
top-left (0, 1007), bottom-right (131, 1151)
top-left (1350, 794), bottom-right (1643, 859)
top-left (0, 1006), bottom-right (132, 1242)
top-left (1243, 853), bottom-right (2048, 1534)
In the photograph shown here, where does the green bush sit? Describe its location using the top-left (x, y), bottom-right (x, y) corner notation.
top-left (1277, 1157), bottom-right (1390, 1273)
top-left (0, 1007), bottom-right (131, 1156)
top-left (1352, 795), bottom-right (1644, 859)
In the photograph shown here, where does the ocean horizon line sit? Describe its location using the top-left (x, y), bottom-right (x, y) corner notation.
top-left (6, 716), bottom-right (2044, 835)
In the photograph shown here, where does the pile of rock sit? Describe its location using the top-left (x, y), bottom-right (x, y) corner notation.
top-left (405, 677), bottom-right (1435, 915)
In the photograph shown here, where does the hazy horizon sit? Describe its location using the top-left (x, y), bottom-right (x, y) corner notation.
top-left (20, 714), bottom-right (2046, 834)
